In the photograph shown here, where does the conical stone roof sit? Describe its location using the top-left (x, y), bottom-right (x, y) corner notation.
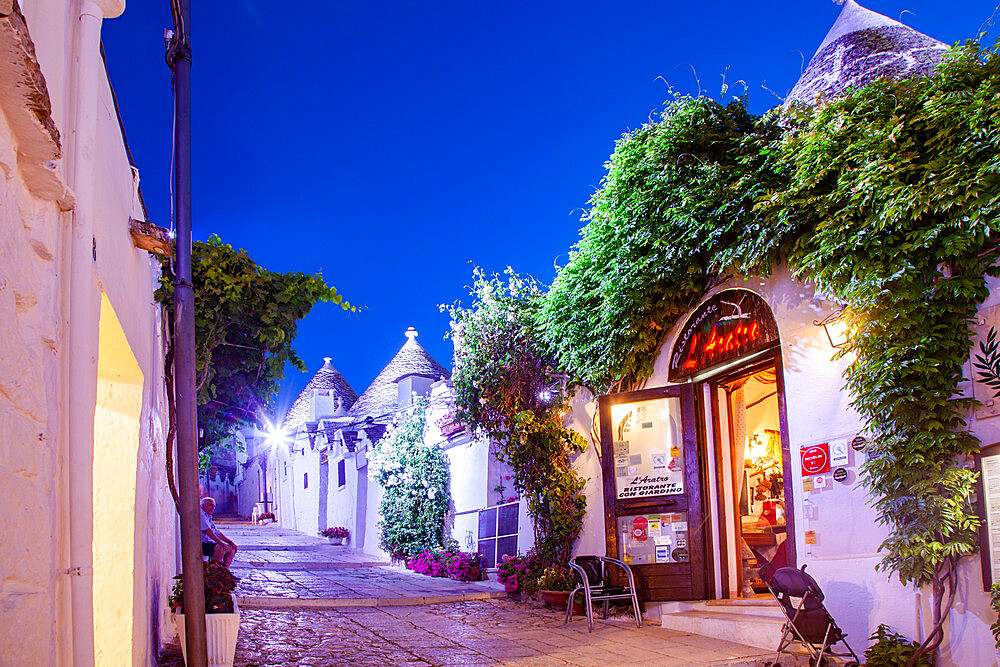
top-left (787, 0), bottom-right (948, 106)
top-left (347, 328), bottom-right (450, 421)
top-left (283, 357), bottom-right (358, 429)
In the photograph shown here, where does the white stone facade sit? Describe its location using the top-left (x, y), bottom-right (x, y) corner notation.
top-left (0, 2), bottom-right (177, 665)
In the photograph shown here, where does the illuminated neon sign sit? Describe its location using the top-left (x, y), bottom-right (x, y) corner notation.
top-left (668, 289), bottom-right (779, 381)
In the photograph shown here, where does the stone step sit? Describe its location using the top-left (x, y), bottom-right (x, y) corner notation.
top-left (661, 605), bottom-right (786, 651)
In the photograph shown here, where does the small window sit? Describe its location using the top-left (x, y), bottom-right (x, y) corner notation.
top-left (338, 459), bottom-right (346, 488)
top-left (304, 472), bottom-right (308, 489)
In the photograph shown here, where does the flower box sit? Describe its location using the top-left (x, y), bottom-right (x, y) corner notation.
top-left (173, 596), bottom-right (240, 667)
top-left (327, 536), bottom-right (344, 545)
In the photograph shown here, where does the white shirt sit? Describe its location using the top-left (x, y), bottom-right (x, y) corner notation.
top-left (200, 508), bottom-right (218, 543)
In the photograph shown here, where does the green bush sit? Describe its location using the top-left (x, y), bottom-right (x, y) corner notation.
top-left (368, 401), bottom-right (451, 558)
top-left (865, 624), bottom-right (933, 667)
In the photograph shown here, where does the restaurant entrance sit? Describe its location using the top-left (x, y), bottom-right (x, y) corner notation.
top-left (598, 289), bottom-right (795, 601)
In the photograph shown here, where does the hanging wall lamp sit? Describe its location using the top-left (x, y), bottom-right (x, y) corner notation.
top-left (814, 307), bottom-right (850, 349)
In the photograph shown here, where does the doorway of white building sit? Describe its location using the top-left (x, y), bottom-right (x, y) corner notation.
top-left (707, 357), bottom-right (794, 599)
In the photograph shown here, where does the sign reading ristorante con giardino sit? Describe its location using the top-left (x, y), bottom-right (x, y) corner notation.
top-left (668, 289), bottom-right (779, 381)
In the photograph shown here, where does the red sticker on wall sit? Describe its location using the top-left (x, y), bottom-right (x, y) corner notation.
top-left (801, 443), bottom-right (831, 476)
top-left (631, 516), bottom-right (648, 542)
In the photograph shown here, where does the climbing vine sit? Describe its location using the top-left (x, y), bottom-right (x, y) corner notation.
top-left (369, 401), bottom-right (451, 558)
top-left (532, 38), bottom-right (1000, 665)
top-left (155, 234), bottom-right (352, 501)
top-left (442, 268), bottom-right (587, 566)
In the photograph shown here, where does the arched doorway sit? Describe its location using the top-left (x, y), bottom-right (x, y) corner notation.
top-left (599, 288), bottom-right (795, 600)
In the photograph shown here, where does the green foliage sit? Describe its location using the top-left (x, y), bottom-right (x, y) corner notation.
top-left (155, 234), bottom-right (353, 446)
top-left (168, 561), bottom-right (239, 614)
top-left (773, 43), bottom-right (1000, 590)
top-left (442, 269), bottom-right (587, 566)
top-left (536, 565), bottom-right (576, 592)
top-left (865, 624), bottom-right (934, 667)
top-left (974, 328), bottom-right (1000, 398)
top-left (530, 38), bottom-right (1000, 661)
top-left (368, 401), bottom-right (451, 558)
top-left (539, 96), bottom-right (784, 392)
top-left (991, 582), bottom-right (1000, 648)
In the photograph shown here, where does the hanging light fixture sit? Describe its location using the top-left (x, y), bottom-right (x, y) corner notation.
top-left (814, 307), bottom-right (850, 349)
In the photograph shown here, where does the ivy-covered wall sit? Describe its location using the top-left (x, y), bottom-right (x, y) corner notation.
top-left (539, 39), bottom-right (1000, 664)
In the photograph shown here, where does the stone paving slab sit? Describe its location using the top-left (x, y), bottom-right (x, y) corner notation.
top-left (158, 600), bottom-right (775, 667)
top-left (233, 563), bottom-right (505, 606)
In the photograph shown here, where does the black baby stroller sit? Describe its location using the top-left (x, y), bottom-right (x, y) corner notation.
top-left (764, 565), bottom-right (860, 666)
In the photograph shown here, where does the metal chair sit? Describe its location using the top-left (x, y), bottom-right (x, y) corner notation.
top-left (564, 555), bottom-right (641, 632)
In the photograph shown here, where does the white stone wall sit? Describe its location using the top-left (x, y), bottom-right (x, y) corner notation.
top-left (0, 2), bottom-right (177, 665)
top-left (0, 78), bottom-right (65, 666)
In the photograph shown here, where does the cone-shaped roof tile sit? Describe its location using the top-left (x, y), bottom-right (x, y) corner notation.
top-left (283, 357), bottom-right (358, 429)
top-left (347, 328), bottom-right (450, 421)
top-left (787, 0), bottom-right (948, 106)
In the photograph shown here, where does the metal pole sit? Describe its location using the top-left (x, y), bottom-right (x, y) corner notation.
top-left (168, 0), bottom-right (208, 664)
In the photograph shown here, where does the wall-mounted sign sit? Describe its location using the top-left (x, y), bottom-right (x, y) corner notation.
top-left (833, 467), bottom-right (848, 482)
top-left (850, 435), bottom-right (867, 451)
top-left (830, 439), bottom-right (850, 467)
top-left (668, 289), bottom-right (780, 381)
top-left (801, 442), bottom-right (831, 476)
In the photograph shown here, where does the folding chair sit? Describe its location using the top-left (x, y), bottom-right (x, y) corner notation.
top-left (564, 556), bottom-right (641, 632)
top-left (765, 565), bottom-right (860, 666)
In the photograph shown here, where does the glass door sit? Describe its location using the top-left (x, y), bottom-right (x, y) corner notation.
top-left (599, 384), bottom-right (706, 601)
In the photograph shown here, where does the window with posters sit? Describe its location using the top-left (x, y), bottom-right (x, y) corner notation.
top-left (611, 396), bottom-right (685, 500)
top-left (618, 512), bottom-right (690, 565)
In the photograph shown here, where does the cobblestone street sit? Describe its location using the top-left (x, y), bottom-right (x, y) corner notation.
top-left (160, 521), bottom-right (772, 666)
top-left (231, 601), bottom-right (771, 667)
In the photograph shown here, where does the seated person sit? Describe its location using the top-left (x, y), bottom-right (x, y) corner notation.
top-left (200, 496), bottom-right (237, 566)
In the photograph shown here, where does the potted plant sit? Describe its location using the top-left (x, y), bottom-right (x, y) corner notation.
top-left (170, 561), bottom-right (241, 667)
top-left (537, 565), bottom-right (579, 611)
top-left (258, 511), bottom-right (275, 525)
top-left (320, 526), bottom-right (349, 545)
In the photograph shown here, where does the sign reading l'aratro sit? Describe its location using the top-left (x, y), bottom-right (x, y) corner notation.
top-left (668, 289), bottom-right (779, 381)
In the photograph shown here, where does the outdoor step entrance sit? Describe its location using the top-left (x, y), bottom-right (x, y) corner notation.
top-left (658, 597), bottom-right (785, 650)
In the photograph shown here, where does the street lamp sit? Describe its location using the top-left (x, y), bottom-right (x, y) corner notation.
top-left (814, 307), bottom-right (851, 349)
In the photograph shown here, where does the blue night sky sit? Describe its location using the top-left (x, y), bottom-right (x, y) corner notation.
top-left (101, 1), bottom-right (995, 421)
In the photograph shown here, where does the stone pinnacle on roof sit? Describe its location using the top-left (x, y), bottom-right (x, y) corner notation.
top-left (347, 327), bottom-right (451, 421)
top-left (282, 357), bottom-right (358, 429)
top-left (786, 0), bottom-right (949, 107)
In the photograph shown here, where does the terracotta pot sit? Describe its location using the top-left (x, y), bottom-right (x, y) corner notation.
top-left (541, 589), bottom-right (583, 613)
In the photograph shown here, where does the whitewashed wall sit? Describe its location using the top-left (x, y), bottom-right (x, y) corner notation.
top-left (0, 1), bottom-right (177, 664)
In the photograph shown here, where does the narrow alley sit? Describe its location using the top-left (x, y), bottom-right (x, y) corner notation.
top-left (159, 520), bottom-right (772, 666)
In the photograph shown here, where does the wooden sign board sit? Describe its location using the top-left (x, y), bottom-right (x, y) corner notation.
top-left (669, 289), bottom-right (779, 381)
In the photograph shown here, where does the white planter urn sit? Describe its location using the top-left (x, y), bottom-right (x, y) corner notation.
top-left (259, 518), bottom-right (273, 525)
top-left (327, 536), bottom-right (344, 545)
top-left (174, 597), bottom-right (240, 667)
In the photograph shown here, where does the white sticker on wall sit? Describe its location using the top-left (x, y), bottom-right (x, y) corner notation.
top-left (830, 438), bottom-right (850, 467)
